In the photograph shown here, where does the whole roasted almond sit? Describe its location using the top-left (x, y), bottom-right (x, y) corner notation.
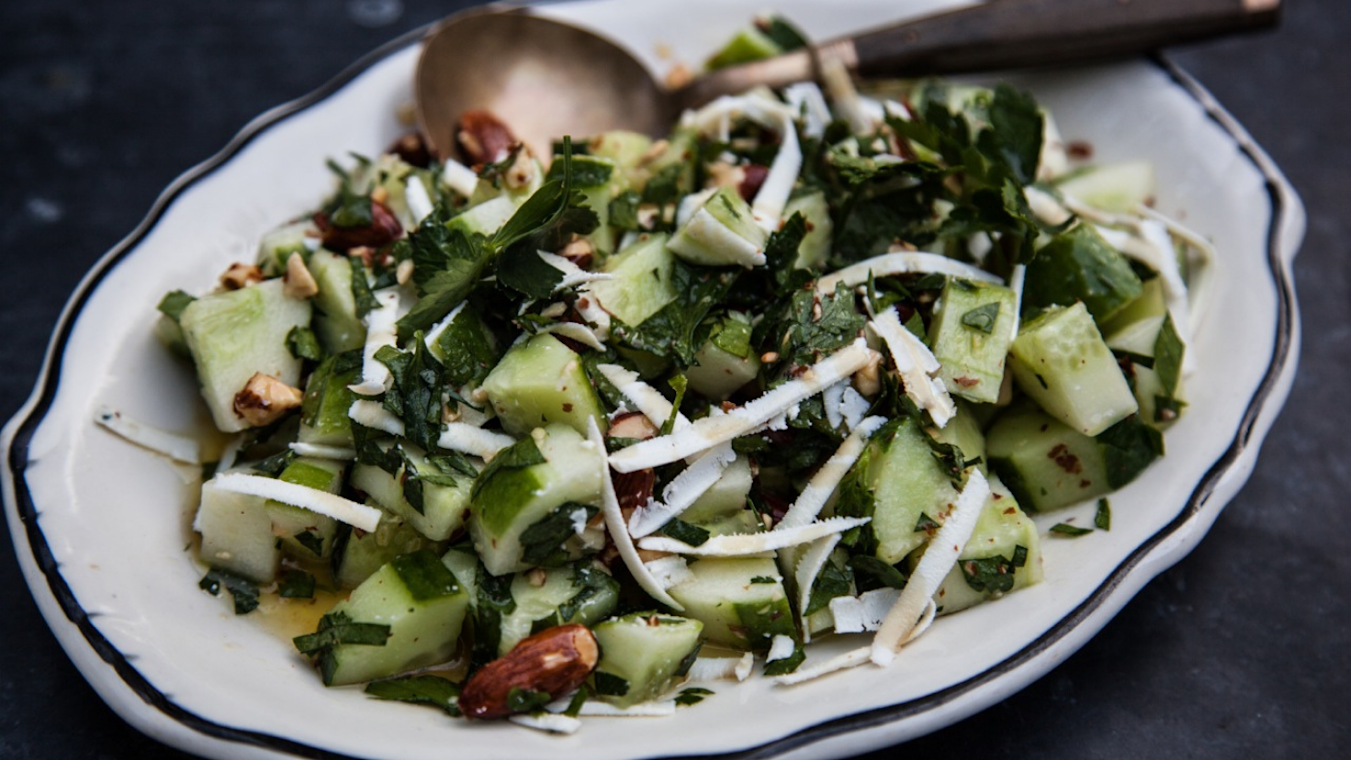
top-left (313, 199), bottom-right (403, 252)
top-left (456, 109), bottom-right (518, 166)
top-left (458, 623), bottom-right (598, 720)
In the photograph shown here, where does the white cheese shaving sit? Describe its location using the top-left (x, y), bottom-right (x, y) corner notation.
top-left (822, 381), bottom-right (847, 430)
top-left (1135, 202), bottom-right (1216, 339)
top-left (348, 400), bottom-right (404, 436)
top-left (629, 443), bottom-right (735, 538)
top-left (441, 157), bottom-right (480, 198)
top-left (749, 107), bottom-right (801, 231)
top-left (348, 289), bottom-right (401, 395)
top-left (636, 516), bottom-right (868, 557)
top-left (642, 555), bottom-right (694, 590)
top-left (596, 364), bottom-right (690, 431)
top-left (871, 469), bottom-right (990, 665)
top-left (574, 285), bottom-right (612, 340)
top-left (608, 341), bottom-right (874, 472)
top-left (288, 442), bottom-right (357, 460)
top-left (508, 713), bottom-right (580, 734)
top-left (680, 206), bottom-right (766, 267)
top-left (766, 634), bottom-right (797, 663)
top-left (1024, 185), bottom-right (1074, 226)
top-left (778, 416), bottom-right (885, 530)
top-left (676, 187), bottom-right (717, 228)
top-left (538, 321), bottom-right (604, 352)
top-left (838, 387), bottom-right (869, 432)
top-left (576, 700), bottom-right (677, 717)
top-left (405, 175), bottom-right (434, 225)
top-left (210, 472), bottom-right (382, 532)
top-left (216, 435), bottom-right (244, 473)
top-left (774, 646), bottom-right (871, 686)
top-left (94, 406), bottom-right (201, 464)
top-left (734, 651), bottom-right (755, 682)
top-left (1009, 263), bottom-right (1027, 341)
top-left (829, 587), bottom-right (901, 634)
top-left (686, 656), bottom-right (745, 682)
top-left (870, 310), bottom-right (956, 428)
top-left (817, 252), bottom-right (1003, 295)
top-left (586, 418), bottom-right (684, 611)
top-left (437, 423), bottom-right (514, 460)
top-left (820, 56), bottom-right (874, 135)
top-left (536, 250), bottom-right (613, 292)
top-left (782, 81), bottom-right (831, 139)
top-left (792, 534), bottom-right (839, 643)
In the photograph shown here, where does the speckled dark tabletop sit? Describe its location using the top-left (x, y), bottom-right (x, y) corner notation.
top-left (2, 1), bottom-right (1347, 758)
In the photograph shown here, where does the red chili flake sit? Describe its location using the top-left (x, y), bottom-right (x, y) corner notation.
top-left (1047, 444), bottom-right (1083, 474)
top-left (1067, 141), bottom-right (1094, 160)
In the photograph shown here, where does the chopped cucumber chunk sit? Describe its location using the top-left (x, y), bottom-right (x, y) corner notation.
top-left (592, 613), bottom-right (703, 707)
top-left (667, 557), bottom-right (794, 652)
top-left (928, 277), bottom-right (1017, 404)
top-left (481, 333), bottom-right (606, 437)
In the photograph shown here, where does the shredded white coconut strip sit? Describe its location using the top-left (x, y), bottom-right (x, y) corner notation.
top-left (508, 713), bottom-right (580, 734)
top-left (405, 176), bottom-right (434, 225)
top-left (793, 534), bottom-right (840, 643)
top-left (608, 341), bottom-right (874, 472)
top-left (870, 310), bottom-right (956, 428)
top-left (211, 472), bottom-right (381, 532)
top-left (766, 634), bottom-right (797, 663)
top-left (636, 516), bottom-right (869, 557)
top-left (629, 442), bottom-right (736, 538)
top-left (94, 406), bottom-right (202, 464)
top-left (288, 442), bottom-right (357, 460)
top-left (540, 321), bottom-right (606, 352)
top-left (438, 423), bottom-right (514, 460)
top-left (779, 416), bottom-right (886, 530)
top-left (348, 289), bottom-right (401, 395)
top-left (774, 646), bottom-right (871, 686)
top-left (818, 252), bottom-right (1003, 294)
top-left (597, 364), bottom-right (690, 431)
top-left (871, 469), bottom-right (991, 665)
top-left (587, 418), bottom-right (684, 611)
top-left (348, 400), bottom-right (404, 436)
top-left (441, 158), bottom-right (480, 198)
top-left (537, 250), bottom-right (613, 292)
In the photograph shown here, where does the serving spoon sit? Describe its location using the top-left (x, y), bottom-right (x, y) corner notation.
top-left (416, 0), bottom-right (1281, 160)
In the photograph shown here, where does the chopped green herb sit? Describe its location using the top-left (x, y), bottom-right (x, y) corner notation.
top-left (157, 290), bottom-right (196, 322)
top-left (505, 687), bottom-right (553, 714)
top-left (660, 519), bottom-right (711, 547)
top-left (960, 302), bottom-right (1001, 334)
top-left (365, 675), bottom-right (462, 716)
top-left (278, 569), bottom-right (316, 599)
top-left (592, 671), bottom-right (630, 697)
top-left (675, 687), bottom-right (714, 706)
top-left (1049, 523), bottom-right (1094, 537)
top-left (293, 611), bottom-right (390, 656)
top-left (1095, 498), bottom-right (1112, 531)
top-left (749, 575), bottom-right (776, 584)
top-left (198, 569), bottom-right (260, 615)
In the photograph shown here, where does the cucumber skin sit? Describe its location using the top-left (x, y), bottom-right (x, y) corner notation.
top-left (929, 278), bottom-right (1017, 404)
top-left (179, 278), bottom-right (311, 433)
top-left (1010, 302), bottom-right (1138, 437)
top-left (592, 613), bottom-right (704, 708)
top-left (480, 333), bottom-right (607, 437)
top-left (320, 550), bottom-right (469, 687)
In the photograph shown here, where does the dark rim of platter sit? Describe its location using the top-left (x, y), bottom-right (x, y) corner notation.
top-left (4, 10), bottom-right (1295, 760)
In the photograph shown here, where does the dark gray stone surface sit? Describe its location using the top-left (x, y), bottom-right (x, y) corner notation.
top-left (1, 1), bottom-right (1346, 758)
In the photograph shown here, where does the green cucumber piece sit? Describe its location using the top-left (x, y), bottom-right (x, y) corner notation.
top-left (333, 514), bottom-right (441, 590)
top-left (686, 311), bottom-right (760, 401)
top-left (495, 562), bottom-right (619, 656)
top-left (986, 403), bottom-right (1111, 512)
top-left (706, 27), bottom-right (781, 70)
top-left (928, 277), bottom-right (1018, 404)
top-left (195, 479), bottom-right (280, 584)
top-left (1055, 161), bottom-right (1155, 213)
top-left (930, 402), bottom-right (987, 475)
top-left (308, 250), bottom-right (366, 354)
top-left (1023, 224), bottom-right (1143, 323)
top-left (1102, 277), bottom-right (1167, 338)
top-left (592, 613), bottom-right (703, 707)
top-left (587, 233), bottom-right (677, 328)
top-left (548, 154), bottom-right (616, 254)
top-left (266, 457), bottom-right (345, 560)
top-left (255, 221), bottom-right (314, 277)
top-left (318, 550), bottom-right (469, 686)
top-left (668, 187), bottom-right (767, 268)
top-left (1010, 302), bottom-right (1138, 436)
top-left (448, 195), bottom-right (516, 237)
top-left (480, 333), bottom-right (607, 437)
top-left (667, 557), bottom-right (795, 651)
top-left (681, 455), bottom-right (753, 524)
top-left (926, 475), bottom-right (1042, 615)
top-left (469, 424), bottom-right (606, 576)
top-left (349, 445), bottom-right (475, 542)
top-left (179, 278), bottom-right (312, 433)
top-left (298, 353), bottom-right (359, 448)
top-left (586, 131), bottom-right (653, 192)
top-left (783, 191), bottom-right (833, 270)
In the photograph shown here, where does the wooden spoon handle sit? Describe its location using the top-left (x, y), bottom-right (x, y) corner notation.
top-left (847, 0), bottom-right (1282, 77)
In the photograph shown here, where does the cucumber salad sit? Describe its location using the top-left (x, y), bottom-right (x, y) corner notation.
top-left (121, 17), bottom-right (1215, 733)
